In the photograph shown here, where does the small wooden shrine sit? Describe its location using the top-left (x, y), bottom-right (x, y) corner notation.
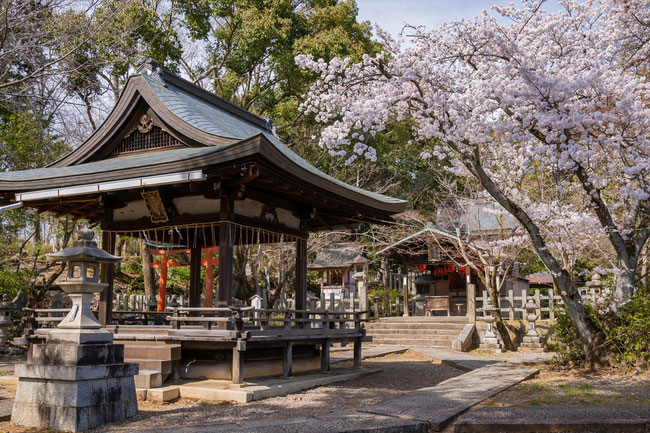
top-left (309, 243), bottom-right (369, 299)
top-left (0, 60), bottom-right (406, 384)
top-left (378, 226), bottom-right (528, 317)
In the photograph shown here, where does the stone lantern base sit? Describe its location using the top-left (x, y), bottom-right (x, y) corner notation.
top-left (518, 334), bottom-right (547, 352)
top-left (12, 330), bottom-right (138, 432)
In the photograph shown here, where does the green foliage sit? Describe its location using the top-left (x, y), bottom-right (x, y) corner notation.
top-left (550, 287), bottom-right (650, 368)
top-left (602, 286), bottom-right (650, 366)
top-left (0, 111), bottom-right (67, 171)
top-left (0, 268), bottom-right (30, 300)
top-left (549, 306), bottom-right (590, 366)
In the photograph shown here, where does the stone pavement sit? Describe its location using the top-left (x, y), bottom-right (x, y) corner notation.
top-left (331, 346), bottom-right (407, 364)
top-left (408, 348), bottom-right (499, 371)
top-left (140, 412), bottom-right (428, 433)
top-left (0, 398), bottom-right (12, 421)
top-left (454, 405), bottom-right (650, 432)
top-left (360, 361), bottom-right (538, 431)
top-left (175, 367), bottom-right (381, 403)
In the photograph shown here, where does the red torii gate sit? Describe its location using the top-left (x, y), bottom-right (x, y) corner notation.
top-left (150, 247), bottom-right (219, 312)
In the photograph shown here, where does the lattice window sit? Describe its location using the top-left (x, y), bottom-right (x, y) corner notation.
top-left (111, 126), bottom-right (183, 156)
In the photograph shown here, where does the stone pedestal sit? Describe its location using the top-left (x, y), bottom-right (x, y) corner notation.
top-left (12, 329), bottom-right (138, 432)
top-left (479, 319), bottom-right (503, 353)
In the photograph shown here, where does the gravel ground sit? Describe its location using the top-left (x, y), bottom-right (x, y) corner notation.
top-left (0, 350), bottom-right (463, 433)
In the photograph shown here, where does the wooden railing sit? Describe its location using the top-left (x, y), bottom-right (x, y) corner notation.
top-left (165, 306), bottom-right (366, 332)
top-left (22, 306), bottom-right (367, 334)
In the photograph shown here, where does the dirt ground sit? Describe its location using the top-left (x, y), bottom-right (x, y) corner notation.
top-left (481, 365), bottom-right (650, 407)
top-left (0, 351), bottom-right (464, 432)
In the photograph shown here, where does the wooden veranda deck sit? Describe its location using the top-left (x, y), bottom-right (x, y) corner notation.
top-left (20, 307), bottom-right (369, 384)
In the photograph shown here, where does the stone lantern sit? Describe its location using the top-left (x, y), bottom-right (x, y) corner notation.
top-left (0, 294), bottom-right (14, 346)
top-left (479, 296), bottom-right (502, 352)
top-left (47, 228), bottom-right (122, 333)
top-left (372, 293), bottom-right (381, 318)
top-left (519, 298), bottom-right (545, 352)
top-left (12, 229), bottom-right (139, 432)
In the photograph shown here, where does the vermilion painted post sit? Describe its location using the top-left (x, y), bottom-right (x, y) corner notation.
top-left (157, 251), bottom-right (168, 312)
top-left (204, 248), bottom-right (217, 307)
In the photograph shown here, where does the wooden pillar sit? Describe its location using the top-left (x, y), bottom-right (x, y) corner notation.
top-left (204, 248), bottom-right (216, 307)
top-left (320, 339), bottom-right (330, 373)
top-left (295, 238), bottom-right (307, 327)
top-left (189, 247), bottom-right (202, 308)
top-left (402, 259), bottom-right (410, 317)
top-left (157, 251), bottom-right (168, 312)
top-left (282, 342), bottom-right (293, 377)
top-left (218, 222), bottom-right (233, 308)
top-left (232, 346), bottom-right (244, 384)
top-left (353, 340), bottom-right (362, 369)
top-left (99, 231), bottom-right (116, 326)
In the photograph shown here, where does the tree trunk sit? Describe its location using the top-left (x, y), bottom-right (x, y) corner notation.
top-left (140, 239), bottom-right (157, 297)
top-left (33, 216), bottom-right (42, 244)
top-left (641, 244), bottom-right (649, 290)
top-left (114, 236), bottom-right (125, 274)
top-left (465, 153), bottom-right (602, 361)
top-left (486, 267), bottom-right (515, 351)
top-left (614, 258), bottom-right (637, 306)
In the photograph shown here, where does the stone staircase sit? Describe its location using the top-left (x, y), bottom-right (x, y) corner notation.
top-left (365, 316), bottom-right (468, 349)
top-left (120, 340), bottom-right (181, 389)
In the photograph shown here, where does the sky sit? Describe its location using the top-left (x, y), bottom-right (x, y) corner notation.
top-left (356, 0), bottom-right (563, 38)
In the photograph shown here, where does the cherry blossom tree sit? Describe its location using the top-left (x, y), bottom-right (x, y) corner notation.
top-left (297, 0), bottom-right (650, 359)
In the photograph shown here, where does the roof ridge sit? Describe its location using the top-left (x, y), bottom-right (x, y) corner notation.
top-left (136, 59), bottom-right (272, 132)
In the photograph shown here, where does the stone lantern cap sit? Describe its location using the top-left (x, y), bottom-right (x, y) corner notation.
top-left (481, 297), bottom-right (498, 312)
top-left (525, 298), bottom-right (538, 311)
top-left (0, 294), bottom-right (14, 310)
top-left (47, 228), bottom-right (121, 264)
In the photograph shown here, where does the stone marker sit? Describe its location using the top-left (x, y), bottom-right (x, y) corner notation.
top-left (0, 295), bottom-right (14, 345)
top-left (11, 229), bottom-right (138, 432)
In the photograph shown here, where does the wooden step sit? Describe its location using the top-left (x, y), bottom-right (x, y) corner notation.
top-left (125, 358), bottom-right (174, 375)
top-left (123, 344), bottom-right (181, 361)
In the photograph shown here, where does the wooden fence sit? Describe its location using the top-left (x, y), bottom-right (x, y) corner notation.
top-left (474, 288), bottom-right (563, 321)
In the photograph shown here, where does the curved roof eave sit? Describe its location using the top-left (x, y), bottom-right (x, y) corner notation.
top-left (4, 62), bottom-right (407, 215)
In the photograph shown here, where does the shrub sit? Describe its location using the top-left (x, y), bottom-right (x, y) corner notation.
top-left (549, 306), bottom-right (591, 366)
top-left (602, 286), bottom-right (650, 366)
top-left (550, 287), bottom-right (650, 369)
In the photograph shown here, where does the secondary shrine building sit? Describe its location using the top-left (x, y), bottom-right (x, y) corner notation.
top-left (0, 60), bottom-right (406, 383)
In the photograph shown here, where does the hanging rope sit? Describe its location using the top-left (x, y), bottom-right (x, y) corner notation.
top-left (106, 221), bottom-right (305, 248)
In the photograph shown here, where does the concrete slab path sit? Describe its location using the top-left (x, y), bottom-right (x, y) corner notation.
top-left (454, 405), bottom-right (650, 432)
top-left (360, 361), bottom-right (538, 431)
top-left (177, 367), bottom-right (381, 403)
top-left (408, 348), bottom-right (499, 371)
top-left (0, 398), bottom-right (12, 421)
top-left (331, 346), bottom-right (407, 364)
